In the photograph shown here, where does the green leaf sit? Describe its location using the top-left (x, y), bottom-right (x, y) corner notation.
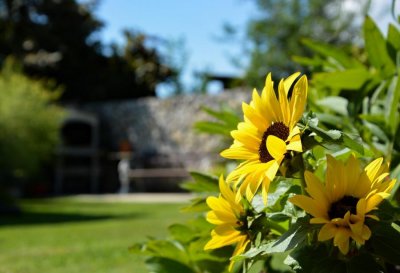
top-left (292, 55), bottom-right (323, 67)
top-left (390, 163), bottom-right (400, 199)
top-left (286, 244), bottom-right (346, 273)
top-left (145, 240), bottom-right (190, 265)
top-left (387, 24), bottom-right (400, 60)
top-left (301, 38), bottom-right (363, 69)
top-left (202, 106), bottom-right (241, 126)
top-left (369, 222), bottom-right (400, 265)
top-left (385, 75), bottom-right (400, 136)
top-left (342, 133), bottom-right (364, 155)
top-left (145, 257), bottom-right (195, 273)
top-left (316, 96), bottom-right (348, 116)
top-left (346, 253), bottom-right (384, 273)
top-left (313, 69), bottom-right (370, 90)
top-left (269, 217), bottom-right (313, 253)
top-left (364, 16), bottom-right (396, 78)
top-left (169, 224), bottom-right (196, 243)
top-left (194, 121), bottom-right (232, 136)
top-left (181, 197), bottom-right (209, 213)
top-left (181, 171), bottom-right (219, 193)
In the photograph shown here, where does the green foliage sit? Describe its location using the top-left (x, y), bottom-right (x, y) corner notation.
top-left (234, 0), bottom-right (370, 87)
top-left (132, 15), bottom-right (400, 273)
top-left (0, 60), bottom-right (64, 180)
top-left (297, 16), bottom-right (400, 194)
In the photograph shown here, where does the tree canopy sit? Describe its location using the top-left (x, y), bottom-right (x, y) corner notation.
top-left (0, 0), bottom-right (174, 101)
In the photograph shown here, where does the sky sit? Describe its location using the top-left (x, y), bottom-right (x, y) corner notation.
top-left (95, 0), bottom-right (254, 96)
top-left (94, 0), bottom-right (398, 96)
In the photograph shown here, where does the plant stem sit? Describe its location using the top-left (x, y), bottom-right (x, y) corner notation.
top-left (298, 155), bottom-right (307, 194)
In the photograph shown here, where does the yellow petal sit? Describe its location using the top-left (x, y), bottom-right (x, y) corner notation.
top-left (219, 175), bottom-right (241, 212)
top-left (262, 178), bottom-right (271, 205)
top-left (278, 79), bottom-right (290, 125)
top-left (220, 146), bottom-right (259, 160)
top-left (353, 172), bottom-right (372, 198)
top-left (334, 228), bottom-right (350, 254)
top-left (356, 198), bottom-right (367, 216)
top-left (204, 228), bottom-right (242, 250)
top-left (262, 74), bottom-right (281, 122)
top-left (231, 130), bottom-right (260, 150)
top-left (229, 236), bottom-right (250, 271)
top-left (361, 225), bottom-right (371, 241)
top-left (242, 102), bottom-right (268, 132)
top-left (286, 138), bottom-right (302, 152)
top-left (310, 217), bottom-right (330, 224)
top-left (304, 171), bottom-right (330, 208)
top-left (251, 88), bottom-right (271, 124)
top-left (366, 214), bottom-right (379, 221)
top-left (264, 160), bottom-right (280, 181)
top-left (365, 193), bottom-right (386, 212)
top-left (266, 135), bottom-right (287, 160)
top-left (318, 223), bottom-right (337, 241)
top-left (345, 154), bottom-right (361, 195)
top-left (289, 75), bottom-right (308, 128)
top-left (289, 195), bottom-right (326, 218)
top-left (364, 157), bottom-right (383, 182)
top-left (283, 72), bottom-right (301, 95)
top-left (206, 197), bottom-right (235, 220)
top-left (206, 211), bottom-right (225, 225)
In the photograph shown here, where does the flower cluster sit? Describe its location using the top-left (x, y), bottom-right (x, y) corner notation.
top-left (204, 72), bottom-right (398, 271)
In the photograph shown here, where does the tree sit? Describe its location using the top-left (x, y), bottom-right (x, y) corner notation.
top-left (0, 0), bottom-right (174, 101)
top-left (228, 0), bottom-right (370, 88)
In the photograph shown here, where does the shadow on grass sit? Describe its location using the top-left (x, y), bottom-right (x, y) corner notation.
top-left (0, 210), bottom-right (144, 227)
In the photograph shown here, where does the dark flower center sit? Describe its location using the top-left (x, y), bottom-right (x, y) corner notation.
top-left (328, 196), bottom-right (359, 219)
top-left (259, 122), bottom-right (289, 163)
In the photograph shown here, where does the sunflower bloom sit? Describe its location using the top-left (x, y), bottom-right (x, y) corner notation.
top-left (289, 155), bottom-right (396, 255)
top-left (221, 72), bottom-right (308, 203)
top-left (204, 176), bottom-right (250, 271)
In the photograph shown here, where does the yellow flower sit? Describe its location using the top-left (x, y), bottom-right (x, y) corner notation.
top-left (221, 72), bottom-right (308, 203)
top-left (204, 176), bottom-right (250, 271)
top-left (289, 155), bottom-right (396, 255)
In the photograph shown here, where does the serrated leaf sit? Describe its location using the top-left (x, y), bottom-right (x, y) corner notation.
top-left (364, 16), bottom-right (396, 78)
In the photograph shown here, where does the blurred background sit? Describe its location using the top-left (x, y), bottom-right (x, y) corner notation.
top-left (0, 0), bottom-right (398, 272)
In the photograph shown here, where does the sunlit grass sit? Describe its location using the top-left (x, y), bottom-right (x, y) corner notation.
top-left (0, 198), bottom-right (189, 273)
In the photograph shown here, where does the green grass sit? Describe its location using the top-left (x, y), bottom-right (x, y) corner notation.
top-left (0, 198), bottom-right (189, 273)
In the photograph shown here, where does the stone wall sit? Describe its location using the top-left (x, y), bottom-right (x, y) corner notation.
top-left (82, 89), bottom-right (251, 171)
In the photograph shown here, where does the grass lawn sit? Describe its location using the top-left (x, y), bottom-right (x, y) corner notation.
top-left (0, 197), bottom-right (189, 273)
